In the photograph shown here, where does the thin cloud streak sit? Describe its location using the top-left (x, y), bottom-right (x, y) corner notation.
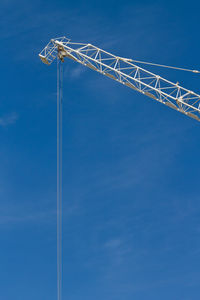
top-left (0, 208), bottom-right (56, 226)
top-left (0, 202), bottom-right (80, 227)
top-left (0, 112), bottom-right (19, 127)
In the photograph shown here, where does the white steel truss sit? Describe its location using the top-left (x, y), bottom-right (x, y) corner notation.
top-left (39, 37), bottom-right (200, 121)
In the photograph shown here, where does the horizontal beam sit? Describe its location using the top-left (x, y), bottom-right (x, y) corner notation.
top-left (39, 37), bottom-right (200, 121)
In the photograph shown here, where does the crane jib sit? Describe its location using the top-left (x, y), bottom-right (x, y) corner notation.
top-left (39, 37), bottom-right (200, 121)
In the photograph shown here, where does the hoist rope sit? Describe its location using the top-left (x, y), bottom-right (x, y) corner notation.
top-left (130, 59), bottom-right (200, 73)
top-left (57, 58), bottom-right (63, 300)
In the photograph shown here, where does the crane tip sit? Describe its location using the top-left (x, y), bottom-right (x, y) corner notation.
top-left (39, 54), bottom-right (50, 65)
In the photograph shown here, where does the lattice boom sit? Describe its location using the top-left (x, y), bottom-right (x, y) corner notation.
top-left (39, 37), bottom-right (200, 121)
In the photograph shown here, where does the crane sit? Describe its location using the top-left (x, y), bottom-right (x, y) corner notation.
top-left (39, 36), bottom-right (200, 121)
top-left (39, 36), bottom-right (200, 300)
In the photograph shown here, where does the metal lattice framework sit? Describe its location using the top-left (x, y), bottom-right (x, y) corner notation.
top-left (39, 37), bottom-right (200, 121)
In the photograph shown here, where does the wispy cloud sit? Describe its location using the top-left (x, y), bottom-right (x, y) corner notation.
top-left (0, 201), bottom-right (80, 228)
top-left (0, 209), bottom-right (55, 226)
top-left (103, 237), bottom-right (132, 265)
top-left (66, 65), bottom-right (86, 79)
top-left (104, 238), bottom-right (122, 249)
top-left (0, 112), bottom-right (19, 127)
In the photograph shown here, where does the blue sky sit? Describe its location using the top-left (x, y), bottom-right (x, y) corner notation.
top-left (0, 0), bottom-right (200, 299)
